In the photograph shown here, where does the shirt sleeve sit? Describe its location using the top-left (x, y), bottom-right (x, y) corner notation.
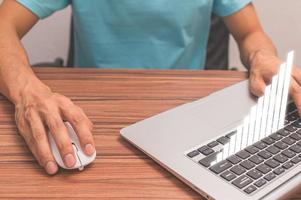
top-left (213, 0), bottom-right (252, 17)
top-left (17, 0), bottom-right (70, 19)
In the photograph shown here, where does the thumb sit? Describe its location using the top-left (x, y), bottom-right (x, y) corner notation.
top-left (249, 73), bottom-right (266, 97)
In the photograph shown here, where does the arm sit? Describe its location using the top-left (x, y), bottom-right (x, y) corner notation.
top-left (0, 0), bottom-right (95, 174)
top-left (223, 3), bottom-right (301, 113)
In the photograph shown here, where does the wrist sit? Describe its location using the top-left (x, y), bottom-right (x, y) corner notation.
top-left (248, 49), bottom-right (278, 69)
top-left (9, 76), bottom-right (51, 105)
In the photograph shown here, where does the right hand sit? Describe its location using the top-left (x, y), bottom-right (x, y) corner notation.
top-left (249, 50), bottom-right (301, 115)
top-left (14, 78), bottom-right (95, 175)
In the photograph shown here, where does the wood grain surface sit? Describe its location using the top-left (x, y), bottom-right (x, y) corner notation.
top-left (0, 68), bottom-right (300, 199)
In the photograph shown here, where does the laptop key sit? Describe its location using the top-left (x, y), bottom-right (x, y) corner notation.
top-left (266, 146), bottom-right (280, 154)
top-left (198, 146), bottom-right (209, 153)
top-left (217, 136), bottom-right (229, 145)
top-left (249, 155), bottom-right (264, 164)
top-left (292, 120), bottom-right (301, 128)
top-left (220, 170), bottom-right (236, 181)
top-left (277, 129), bottom-right (290, 137)
top-left (236, 150), bottom-right (251, 159)
top-left (269, 133), bottom-right (282, 141)
top-left (198, 153), bottom-right (218, 168)
top-left (225, 131), bottom-right (236, 139)
top-left (245, 146), bottom-right (259, 154)
top-left (262, 137), bottom-right (275, 145)
top-left (264, 172), bottom-right (276, 181)
top-left (282, 162), bottom-right (294, 169)
top-left (207, 141), bottom-right (219, 148)
top-left (289, 144), bottom-right (301, 153)
top-left (256, 164), bottom-right (271, 174)
top-left (244, 185), bottom-right (257, 194)
top-left (232, 175), bottom-right (253, 189)
top-left (254, 179), bottom-right (267, 188)
top-left (282, 137), bottom-right (296, 145)
top-left (199, 159), bottom-right (211, 168)
top-left (240, 160), bottom-right (255, 170)
top-left (202, 148), bottom-right (214, 156)
top-left (290, 132), bottom-right (301, 141)
top-left (253, 141), bottom-right (267, 150)
top-left (291, 156), bottom-right (301, 164)
top-left (273, 167), bottom-right (285, 175)
top-left (287, 111), bottom-right (298, 121)
top-left (187, 150), bottom-right (200, 158)
top-left (265, 159), bottom-right (280, 168)
top-left (230, 165), bottom-right (246, 175)
top-left (282, 149), bottom-right (296, 158)
top-left (273, 154), bottom-right (288, 163)
top-left (285, 125), bottom-right (298, 132)
top-left (274, 142), bottom-right (288, 150)
top-left (258, 150), bottom-right (272, 159)
top-left (227, 155), bottom-right (241, 164)
top-left (210, 160), bottom-right (232, 174)
top-left (247, 169), bottom-right (262, 180)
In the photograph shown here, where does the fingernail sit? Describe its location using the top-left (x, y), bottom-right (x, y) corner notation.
top-left (64, 153), bottom-right (76, 167)
top-left (85, 144), bottom-right (95, 156)
top-left (46, 161), bottom-right (58, 175)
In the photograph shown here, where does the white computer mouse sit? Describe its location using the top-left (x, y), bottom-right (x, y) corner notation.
top-left (47, 121), bottom-right (96, 171)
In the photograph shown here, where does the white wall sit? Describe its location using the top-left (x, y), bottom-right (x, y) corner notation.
top-left (21, 7), bottom-right (72, 65)
top-left (230, 0), bottom-right (301, 70)
top-left (0, 0), bottom-right (71, 65)
top-left (2, 1), bottom-right (301, 68)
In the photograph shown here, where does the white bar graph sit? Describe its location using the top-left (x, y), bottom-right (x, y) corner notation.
top-left (272, 64), bottom-right (286, 132)
top-left (279, 51), bottom-right (294, 129)
top-left (212, 51), bottom-right (295, 164)
top-left (266, 76), bottom-right (278, 136)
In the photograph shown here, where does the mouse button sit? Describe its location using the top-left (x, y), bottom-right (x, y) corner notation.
top-left (65, 122), bottom-right (81, 147)
top-left (76, 150), bottom-right (97, 166)
top-left (47, 132), bottom-right (65, 168)
top-left (72, 144), bottom-right (82, 169)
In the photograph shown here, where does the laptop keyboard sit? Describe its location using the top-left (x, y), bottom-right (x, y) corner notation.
top-left (186, 102), bottom-right (301, 195)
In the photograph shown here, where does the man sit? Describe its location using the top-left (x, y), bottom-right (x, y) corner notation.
top-left (0, 0), bottom-right (301, 175)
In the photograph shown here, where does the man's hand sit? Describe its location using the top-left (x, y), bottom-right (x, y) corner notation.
top-left (0, 1), bottom-right (95, 175)
top-left (223, 3), bottom-right (301, 113)
top-left (14, 78), bottom-right (95, 175)
top-left (249, 50), bottom-right (301, 114)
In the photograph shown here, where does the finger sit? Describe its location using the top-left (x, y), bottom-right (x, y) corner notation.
top-left (290, 78), bottom-right (301, 115)
top-left (25, 110), bottom-right (58, 175)
top-left (16, 113), bottom-right (41, 165)
top-left (45, 114), bottom-right (76, 168)
top-left (22, 134), bottom-right (56, 175)
top-left (292, 67), bottom-right (301, 86)
top-left (21, 131), bottom-right (39, 165)
top-left (61, 106), bottom-right (95, 156)
top-left (249, 72), bottom-right (266, 97)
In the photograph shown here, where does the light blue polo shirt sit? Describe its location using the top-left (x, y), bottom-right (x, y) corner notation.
top-left (17, 0), bottom-right (251, 69)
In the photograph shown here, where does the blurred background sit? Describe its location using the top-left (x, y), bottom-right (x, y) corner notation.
top-left (0, 0), bottom-right (300, 70)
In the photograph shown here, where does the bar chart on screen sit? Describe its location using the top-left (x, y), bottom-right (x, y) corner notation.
top-left (214, 51), bottom-right (295, 163)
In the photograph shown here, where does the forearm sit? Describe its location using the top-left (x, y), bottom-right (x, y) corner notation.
top-left (237, 31), bottom-right (278, 70)
top-left (0, 20), bottom-right (48, 104)
top-left (223, 3), bottom-right (280, 71)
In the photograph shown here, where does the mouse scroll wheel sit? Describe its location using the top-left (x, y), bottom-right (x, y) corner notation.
top-left (71, 143), bottom-right (84, 171)
top-left (71, 142), bottom-right (79, 151)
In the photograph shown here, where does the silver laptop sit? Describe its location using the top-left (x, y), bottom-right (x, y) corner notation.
top-left (120, 65), bottom-right (301, 199)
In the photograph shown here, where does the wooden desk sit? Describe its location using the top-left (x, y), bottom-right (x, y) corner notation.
top-left (0, 68), bottom-right (299, 199)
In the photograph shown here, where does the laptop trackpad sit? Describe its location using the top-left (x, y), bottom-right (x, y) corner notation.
top-left (194, 80), bottom-right (257, 134)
